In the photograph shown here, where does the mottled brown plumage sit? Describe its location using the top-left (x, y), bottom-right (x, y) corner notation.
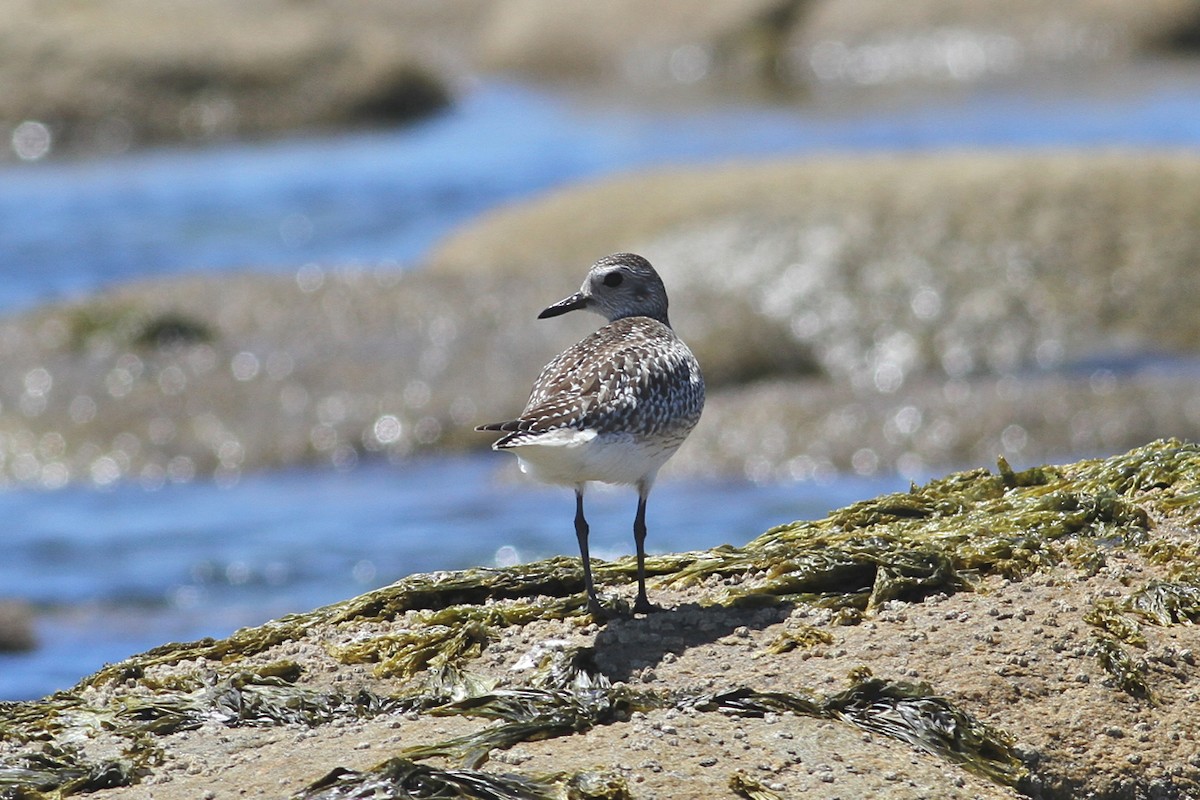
top-left (477, 253), bottom-right (704, 616)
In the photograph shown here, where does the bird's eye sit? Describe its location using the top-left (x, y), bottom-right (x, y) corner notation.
top-left (602, 272), bottom-right (624, 287)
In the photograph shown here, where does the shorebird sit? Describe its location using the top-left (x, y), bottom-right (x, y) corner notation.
top-left (477, 253), bottom-right (705, 616)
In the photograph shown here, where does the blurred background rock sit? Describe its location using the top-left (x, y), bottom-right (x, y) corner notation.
top-left (0, 599), bottom-right (36, 652)
top-left (6, 0), bottom-right (1200, 154)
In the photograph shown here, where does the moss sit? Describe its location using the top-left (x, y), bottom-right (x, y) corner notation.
top-left (765, 621), bottom-right (833, 654)
top-left (1091, 636), bottom-right (1152, 700)
top-left (729, 769), bottom-right (784, 800)
top-left (1084, 600), bottom-right (1147, 648)
top-left (1124, 579), bottom-right (1200, 626)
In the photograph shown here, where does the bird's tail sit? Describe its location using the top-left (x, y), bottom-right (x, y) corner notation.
top-left (475, 420), bottom-right (520, 432)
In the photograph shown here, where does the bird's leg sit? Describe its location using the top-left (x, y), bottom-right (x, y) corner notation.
top-left (575, 487), bottom-right (604, 616)
top-left (632, 484), bottom-right (660, 614)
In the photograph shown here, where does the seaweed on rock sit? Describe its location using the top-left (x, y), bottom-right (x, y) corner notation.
top-left (1125, 578), bottom-right (1200, 626)
top-left (5, 440), bottom-right (1200, 797)
top-left (297, 760), bottom-right (633, 800)
top-left (298, 758), bottom-right (559, 800)
top-left (689, 678), bottom-right (1025, 787)
top-left (1081, 574), bottom-right (1200, 698)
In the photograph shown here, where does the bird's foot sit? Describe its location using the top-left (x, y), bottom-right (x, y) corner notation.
top-left (585, 597), bottom-right (610, 620)
top-left (632, 596), bottom-right (661, 615)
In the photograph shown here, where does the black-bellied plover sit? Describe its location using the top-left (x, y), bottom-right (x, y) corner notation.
top-left (477, 253), bottom-right (705, 616)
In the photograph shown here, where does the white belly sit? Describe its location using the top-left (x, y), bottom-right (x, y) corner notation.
top-left (504, 428), bottom-right (682, 488)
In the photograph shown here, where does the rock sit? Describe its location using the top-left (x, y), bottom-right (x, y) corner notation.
top-left (8, 0), bottom-right (1200, 157)
top-left (5, 440), bottom-right (1200, 798)
top-left (479, 0), bottom-right (1200, 90)
top-left (478, 0), bottom-right (806, 89)
top-left (0, 0), bottom-right (490, 155)
top-left (0, 599), bottom-right (36, 652)
top-left (3, 152), bottom-right (1200, 484)
top-left (430, 151), bottom-right (1200, 477)
top-left (789, 0), bottom-right (1200, 86)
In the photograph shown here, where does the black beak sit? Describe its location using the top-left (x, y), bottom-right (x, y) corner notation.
top-left (538, 292), bottom-right (589, 319)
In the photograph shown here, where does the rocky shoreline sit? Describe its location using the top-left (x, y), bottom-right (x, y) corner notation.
top-left (3, 440), bottom-right (1199, 798)
top-left (2, 152), bottom-right (1198, 489)
top-left (6, 0), bottom-right (1200, 157)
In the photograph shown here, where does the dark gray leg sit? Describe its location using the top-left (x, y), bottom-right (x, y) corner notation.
top-left (575, 487), bottom-right (603, 615)
top-left (632, 485), bottom-right (659, 614)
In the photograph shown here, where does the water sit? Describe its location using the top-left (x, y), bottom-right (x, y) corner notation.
top-left (4, 74), bottom-right (1200, 311)
top-left (0, 456), bottom-right (902, 700)
top-left (2, 72), bottom-right (1200, 700)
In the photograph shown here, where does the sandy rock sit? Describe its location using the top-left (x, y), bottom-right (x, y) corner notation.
top-left (429, 151), bottom-right (1200, 475)
top-left (0, 0), bottom-right (490, 156)
top-left (8, 0), bottom-right (1200, 157)
top-left (478, 0), bottom-right (804, 89)
top-left (789, 0), bottom-right (1200, 86)
top-left (5, 440), bottom-right (1200, 798)
top-left (480, 0), bottom-right (1200, 90)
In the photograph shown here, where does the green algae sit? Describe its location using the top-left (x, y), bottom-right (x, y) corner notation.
top-left (1091, 636), bottom-right (1152, 700)
top-left (729, 770), bottom-right (784, 800)
top-left (297, 760), bottom-right (631, 800)
top-left (691, 678), bottom-right (1025, 787)
top-left (6, 440), bottom-right (1200, 796)
top-left (765, 620), bottom-right (833, 654)
top-left (826, 678), bottom-right (1025, 786)
top-left (289, 645), bottom-right (1027, 796)
top-left (1081, 576), bottom-right (1200, 698)
top-left (1084, 601), bottom-right (1147, 648)
top-left (0, 745), bottom-right (131, 798)
top-left (0, 664), bottom-right (408, 799)
top-left (332, 616), bottom-right (493, 680)
top-left (1125, 578), bottom-right (1200, 626)
top-left (75, 442), bottom-right (1192, 695)
top-left (406, 648), bottom-right (656, 769)
top-left (415, 646), bottom-right (1024, 788)
top-left (664, 450), bottom-right (1156, 617)
top-left (299, 758), bottom-right (559, 800)
top-left (113, 667), bottom-right (405, 734)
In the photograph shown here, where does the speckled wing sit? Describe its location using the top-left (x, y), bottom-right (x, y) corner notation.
top-left (481, 317), bottom-right (704, 448)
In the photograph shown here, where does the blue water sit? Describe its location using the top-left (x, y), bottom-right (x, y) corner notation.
top-left (2, 73), bottom-right (1200, 700)
top-left (0, 456), bottom-right (902, 700)
top-left (4, 76), bottom-right (1200, 311)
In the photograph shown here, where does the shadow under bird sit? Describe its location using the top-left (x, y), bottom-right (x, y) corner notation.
top-left (477, 253), bottom-right (705, 616)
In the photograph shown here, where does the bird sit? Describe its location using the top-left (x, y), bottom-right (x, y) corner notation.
top-left (477, 253), bottom-right (705, 616)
